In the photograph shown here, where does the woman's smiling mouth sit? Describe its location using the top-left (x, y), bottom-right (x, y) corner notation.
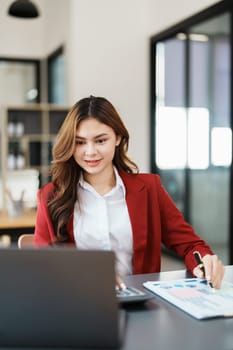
top-left (84, 160), bottom-right (101, 167)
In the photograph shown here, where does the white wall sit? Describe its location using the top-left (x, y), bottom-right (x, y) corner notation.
top-left (0, 0), bottom-right (220, 171)
top-left (0, 0), bottom-right (45, 58)
top-left (0, 0), bottom-right (69, 57)
top-left (147, 0), bottom-right (221, 35)
top-left (67, 0), bottom-right (150, 171)
top-left (66, 0), bottom-right (220, 171)
top-left (42, 0), bottom-right (70, 56)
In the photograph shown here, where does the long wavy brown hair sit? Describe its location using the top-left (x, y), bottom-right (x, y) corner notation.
top-left (48, 95), bottom-right (138, 242)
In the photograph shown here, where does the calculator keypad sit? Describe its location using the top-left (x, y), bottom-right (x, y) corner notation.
top-left (116, 286), bottom-right (152, 303)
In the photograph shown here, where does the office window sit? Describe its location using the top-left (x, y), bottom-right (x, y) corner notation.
top-left (0, 58), bottom-right (40, 105)
top-left (48, 46), bottom-right (65, 104)
top-left (150, 3), bottom-right (233, 264)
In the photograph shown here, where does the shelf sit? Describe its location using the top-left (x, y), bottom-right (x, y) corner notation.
top-left (0, 104), bottom-right (69, 211)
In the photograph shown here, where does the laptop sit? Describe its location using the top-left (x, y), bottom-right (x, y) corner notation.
top-left (0, 248), bottom-right (125, 348)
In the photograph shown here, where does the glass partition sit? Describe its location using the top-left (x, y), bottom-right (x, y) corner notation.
top-left (188, 13), bottom-right (231, 264)
top-left (151, 4), bottom-right (232, 264)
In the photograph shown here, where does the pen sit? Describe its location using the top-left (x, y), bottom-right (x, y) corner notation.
top-left (193, 251), bottom-right (214, 288)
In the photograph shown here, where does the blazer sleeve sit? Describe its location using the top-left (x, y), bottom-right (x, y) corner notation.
top-left (34, 185), bottom-right (57, 246)
top-left (156, 175), bottom-right (213, 273)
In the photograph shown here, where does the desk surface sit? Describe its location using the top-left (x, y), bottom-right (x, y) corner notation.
top-left (0, 210), bottom-right (36, 229)
top-left (121, 266), bottom-right (233, 350)
top-left (1, 266), bottom-right (233, 350)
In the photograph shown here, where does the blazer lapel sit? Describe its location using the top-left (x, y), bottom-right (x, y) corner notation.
top-left (120, 173), bottom-right (148, 274)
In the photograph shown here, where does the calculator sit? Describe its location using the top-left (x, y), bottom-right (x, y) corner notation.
top-left (116, 286), bottom-right (154, 304)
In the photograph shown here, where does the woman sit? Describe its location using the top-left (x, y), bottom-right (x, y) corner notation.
top-left (34, 95), bottom-right (224, 288)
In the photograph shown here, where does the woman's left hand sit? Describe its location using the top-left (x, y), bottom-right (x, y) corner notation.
top-left (115, 275), bottom-right (127, 290)
top-left (193, 254), bottom-right (225, 289)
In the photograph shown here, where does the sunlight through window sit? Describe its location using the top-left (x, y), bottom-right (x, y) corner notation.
top-left (156, 107), bottom-right (186, 169)
top-left (211, 127), bottom-right (232, 166)
top-left (188, 108), bottom-right (209, 169)
top-left (156, 107), bottom-right (210, 169)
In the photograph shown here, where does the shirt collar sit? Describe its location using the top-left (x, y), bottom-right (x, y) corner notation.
top-left (78, 166), bottom-right (126, 196)
top-left (113, 166), bottom-right (126, 196)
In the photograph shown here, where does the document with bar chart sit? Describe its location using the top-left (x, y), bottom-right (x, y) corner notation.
top-left (143, 278), bottom-right (233, 319)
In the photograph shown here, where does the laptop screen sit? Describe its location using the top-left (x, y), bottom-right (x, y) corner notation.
top-left (0, 248), bottom-right (123, 348)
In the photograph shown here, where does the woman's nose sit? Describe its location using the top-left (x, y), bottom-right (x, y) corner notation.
top-left (84, 142), bottom-right (96, 155)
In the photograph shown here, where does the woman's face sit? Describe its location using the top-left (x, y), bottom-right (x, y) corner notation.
top-left (73, 117), bottom-right (121, 179)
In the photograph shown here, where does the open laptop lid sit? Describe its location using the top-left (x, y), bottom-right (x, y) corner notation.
top-left (0, 248), bottom-right (123, 348)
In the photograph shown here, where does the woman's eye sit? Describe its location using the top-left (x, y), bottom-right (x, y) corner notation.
top-left (96, 138), bottom-right (107, 144)
top-left (76, 140), bottom-right (85, 145)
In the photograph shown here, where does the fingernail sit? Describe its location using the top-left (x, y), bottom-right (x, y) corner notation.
top-left (196, 271), bottom-right (203, 278)
top-left (120, 282), bottom-right (126, 290)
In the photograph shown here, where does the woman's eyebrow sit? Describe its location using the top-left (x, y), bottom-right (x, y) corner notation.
top-left (75, 133), bottom-right (108, 140)
top-left (94, 133), bottom-right (108, 139)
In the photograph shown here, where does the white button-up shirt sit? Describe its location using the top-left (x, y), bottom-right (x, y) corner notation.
top-left (73, 168), bottom-right (133, 276)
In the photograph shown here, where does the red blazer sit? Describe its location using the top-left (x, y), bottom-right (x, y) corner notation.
top-left (34, 173), bottom-right (213, 274)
